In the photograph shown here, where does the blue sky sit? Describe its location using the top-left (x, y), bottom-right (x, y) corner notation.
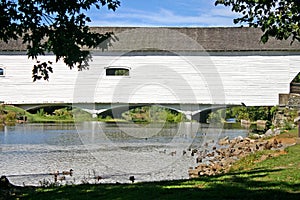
top-left (86, 0), bottom-right (241, 27)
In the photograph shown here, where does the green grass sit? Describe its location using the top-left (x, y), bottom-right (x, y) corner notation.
top-left (5, 137), bottom-right (300, 200)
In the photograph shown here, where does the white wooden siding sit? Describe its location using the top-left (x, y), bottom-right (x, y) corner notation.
top-left (0, 54), bottom-right (299, 106)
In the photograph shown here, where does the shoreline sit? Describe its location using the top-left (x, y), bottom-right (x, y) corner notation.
top-left (1, 130), bottom-right (296, 187)
top-left (1, 130), bottom-right (299, 199)
top-left (188, 132), bottom-right (296, 177)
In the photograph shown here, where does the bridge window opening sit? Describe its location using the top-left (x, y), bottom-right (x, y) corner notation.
top-left (105, 66), bottom-right (130, 76)
top-left (0, 67), bottom-right (4, 76)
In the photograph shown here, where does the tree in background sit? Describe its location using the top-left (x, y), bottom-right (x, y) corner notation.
top-left (209, 106), bottom-right (273, 124)
top-left (215, 0), bottom-right (300, 43)
top-left (0, 0), bottom-right (120, 80)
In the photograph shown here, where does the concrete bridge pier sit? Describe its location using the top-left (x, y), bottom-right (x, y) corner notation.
top-left (180, 111), bottom-right (193, 121)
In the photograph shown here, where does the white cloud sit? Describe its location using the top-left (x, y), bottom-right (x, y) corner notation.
top-left (87, 3), bottom-right (241, 27)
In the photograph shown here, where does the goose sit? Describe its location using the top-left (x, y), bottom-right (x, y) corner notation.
top-left (54, 174), bottom-right (66, 182)
top-left (129, 176), bottom-right (135, 183)
top-left (196, 156), bottom-right (202, 163)
top-left (57, 175), bottom-right (66, 182)
top-left (94, 175), bottom-right (102, 181)
top-left (50, 171), bottom-right (59, 176)
top-left (159, 149), bottom-right (166, 154)
top-left (62, 169), bottom-right (73, 176)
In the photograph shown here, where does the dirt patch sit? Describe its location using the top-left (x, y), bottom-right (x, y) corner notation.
top-left (272, 137), bottom-right (296, 145)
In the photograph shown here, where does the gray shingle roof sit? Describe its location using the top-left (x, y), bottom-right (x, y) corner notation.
top-left (1, 27), bottom-right (300, 52)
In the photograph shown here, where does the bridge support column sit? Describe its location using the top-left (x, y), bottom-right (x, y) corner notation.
top-left (81, 109), bottom-right (100, 118)
top-left (181, 111), bottom-right (193, 121)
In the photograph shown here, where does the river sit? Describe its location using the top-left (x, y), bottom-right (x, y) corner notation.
top-left (0, 122), bottom-right (247, 186)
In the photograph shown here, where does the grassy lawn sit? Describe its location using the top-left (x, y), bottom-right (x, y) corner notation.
top-left (2, 131), bottom-right (300, 200)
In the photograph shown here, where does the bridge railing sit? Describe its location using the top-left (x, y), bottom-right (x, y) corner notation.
top-left (290, 82), bottom-right (300, 94)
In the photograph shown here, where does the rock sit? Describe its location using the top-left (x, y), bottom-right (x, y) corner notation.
top-left (236, 136), bottom-right (243, 141)
top-left (241, 119), bottom-right (251, 128)
top-left (229, 142), bottom-right (236, 148)
top-left (207, 152), bottom-right (215, 157)
top-left (189, 129), bottom-right (288, 179)
top-left (256, 120), bottom-right (267, 130)
top-left (198, 172), bottom-right (205, 176)
top-left (218, 136), bottom-right (229, 145)
top-left (244, 137), bottom-right (253, 144)
top-left (273, 138), bottom-right (278, 147)
top-left (274, 128), bottom-right (281, 135)
top-left (265, 128), bottom-right (281, 137)
top-left (264, 141), bottom-right (272, 150)
top-left (235, 137), bottom-right (244, 142)
top-left (0, 176), bottom-right (12, 188)
top-left (260, 134), bottom-right (266, 138)
top-left (265, 129), bottom-right (274, 137)
top-left (255, 144), bottom-right (260, 151)
top-left (188, 169), bottom-right (199, 178)
top-left (222, 136), bottom-right (229, 141)
top-left (251, 133), bottom-right (260, 139)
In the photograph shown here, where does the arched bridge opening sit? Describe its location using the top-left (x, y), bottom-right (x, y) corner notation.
top-left (191, 105), bottom-right (234, 124)
top-left (192, 109), bottom-right (211, 123)
top-left (23, 104), bottom-right (72, 115)
top-left (97, 104), bottom-right (185, 123)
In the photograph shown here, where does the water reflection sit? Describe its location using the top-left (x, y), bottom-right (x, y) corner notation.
top-left (0, 122), bottom-right (247, 186)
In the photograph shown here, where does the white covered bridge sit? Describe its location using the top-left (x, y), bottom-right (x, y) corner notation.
top-left (0, 27), bottom-right (299, 121)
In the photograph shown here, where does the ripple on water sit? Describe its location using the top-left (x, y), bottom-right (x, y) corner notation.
top-left (0, 123), bottom-right (247, 186)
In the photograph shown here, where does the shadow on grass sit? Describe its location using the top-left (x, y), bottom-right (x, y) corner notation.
top-left (7, 168), bottom-right (299, 200)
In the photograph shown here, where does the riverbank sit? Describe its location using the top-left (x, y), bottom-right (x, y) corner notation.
top-left (1, 129), bottom-right (299, 200)
top-left (188, 128), bottom-right (296, 177)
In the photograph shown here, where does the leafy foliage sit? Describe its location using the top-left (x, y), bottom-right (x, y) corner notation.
top-left (207, 109), bottom-right (225, 124)
top-left (53, 107), bottom-right (73, 119)
top-left (36, 108), bottom-right (45, 117)
top-left (209, 106), bottom-right (273, 124)
top-left (215, 0), bottom-right (300, 43)
top-left (292, 73), bottom-right (300, 83)
top-left (0, 104), bottom-right (18, 125)
top-left (0, 0), bottom-right (120, 81)
top-left (121, 106), bottom-right (185, 123)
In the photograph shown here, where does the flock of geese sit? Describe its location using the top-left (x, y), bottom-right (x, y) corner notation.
top-left (49, 140), bottom-right (216, 184)
top-left (50, 169), bottom-right (135, 183)
top-left (50, 169), bottom-right (74, 182)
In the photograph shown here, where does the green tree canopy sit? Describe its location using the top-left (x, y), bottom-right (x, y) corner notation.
top-left (0, 0), bottom-right (120, 81)
top-left (215, 0), bottom-right (300, 43)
